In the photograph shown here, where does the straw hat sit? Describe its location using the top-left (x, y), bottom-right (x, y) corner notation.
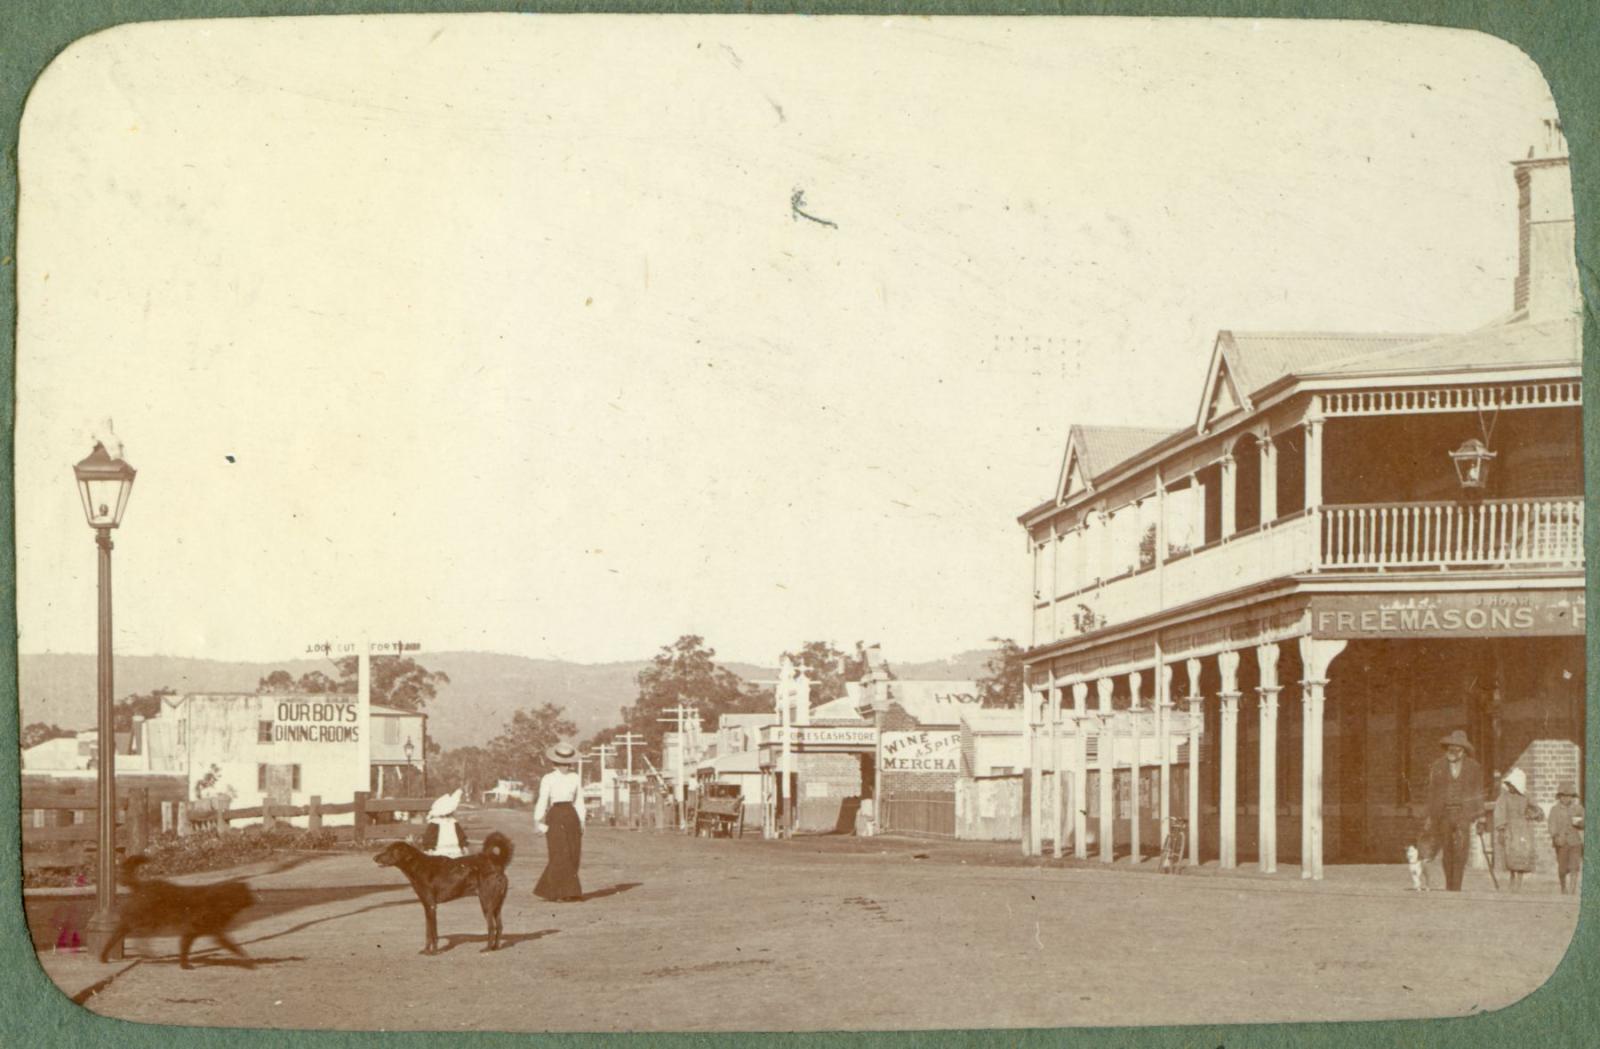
top-left (1557, 780), bottom-right (1579, 798)
top-left (1438, 730), bottom-right (1473, 753)
top-left (547, 742), bottom-right (579, 766)
top-left (1502, 768), bottom-right (1527, 795)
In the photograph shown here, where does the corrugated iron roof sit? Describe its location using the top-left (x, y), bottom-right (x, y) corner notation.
top-left (1074, 424), bottom-right (1179, 481)
top-left (1223, 332), bottom-right (1440, 395)
top-left (1315, 315), bottom-right (1579, 376)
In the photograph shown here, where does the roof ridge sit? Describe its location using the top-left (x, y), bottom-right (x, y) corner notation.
top-left (1228, 330), bottom-right (1438, 341)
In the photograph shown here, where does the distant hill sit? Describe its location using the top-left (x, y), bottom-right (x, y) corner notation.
top-left (17, 647), bottom-right (998, 750)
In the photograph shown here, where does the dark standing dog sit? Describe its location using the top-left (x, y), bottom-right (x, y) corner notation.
top-left (100, 856), bottom-right (257, 968)
top-left (374, 831), bottom-right (513, 954)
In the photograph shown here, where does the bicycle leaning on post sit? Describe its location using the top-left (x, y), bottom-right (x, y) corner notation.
top-left (1160, 817), bottom-right (1188, 874)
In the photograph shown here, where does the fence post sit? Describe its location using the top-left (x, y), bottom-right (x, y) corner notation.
top-left (263, 801), bottom-right (276, 832)
top-left (176, 801), bottom-right (191, 837)
top-left (129, 789), bottom-right (149, 854)
top-left (354, 791), bottom-right (370, 843)
top-left (308, 795), bottom-right (322, 833)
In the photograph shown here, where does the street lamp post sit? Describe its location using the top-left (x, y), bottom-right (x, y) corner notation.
top-left (74, 435), bottom-right (136, 961)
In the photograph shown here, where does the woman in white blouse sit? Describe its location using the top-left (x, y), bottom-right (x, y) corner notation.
top-left (533, 743), bottom-right (585, 901)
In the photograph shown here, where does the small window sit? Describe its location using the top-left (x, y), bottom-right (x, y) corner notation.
top-left (258, 720), bottom-right (273, 744)
top-left (291, 765), bottom-right (302, 792)
top-left (257, 764), bottom-right (267, 791)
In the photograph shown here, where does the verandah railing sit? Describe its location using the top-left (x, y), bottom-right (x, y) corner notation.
top-left (1319, 497), bottom-right (1583, 570)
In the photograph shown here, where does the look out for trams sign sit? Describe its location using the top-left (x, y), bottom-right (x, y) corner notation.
top-left (881, 731), bottom-right (961, 773)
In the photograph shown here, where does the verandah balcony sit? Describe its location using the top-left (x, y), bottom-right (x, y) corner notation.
top-left (1318, 497), bottom-right (1583, 571)
top-left (1036, 495), bottom-right (1584, 645)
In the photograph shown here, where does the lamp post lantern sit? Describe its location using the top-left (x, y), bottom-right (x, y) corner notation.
top-left (74, 436), bottom-right (136, 960)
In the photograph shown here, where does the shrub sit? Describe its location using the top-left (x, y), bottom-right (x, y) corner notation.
top-left (21, 823), bottom-right (355, 888)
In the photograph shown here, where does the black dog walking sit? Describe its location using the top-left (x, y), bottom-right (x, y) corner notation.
top-left (533, 743), bottom-right (585, 902)
top-left (100, 855), bottom-right (256, 969)
top-left (374, 831), bottom-right (513, 953)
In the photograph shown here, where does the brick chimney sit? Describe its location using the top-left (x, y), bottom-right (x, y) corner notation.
top-left (1511, 118), bottom-right (1578, 321)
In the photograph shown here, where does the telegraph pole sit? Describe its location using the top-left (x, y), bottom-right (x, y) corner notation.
top-left (596, 743), bottom-right (616, 822)
top-left (659, 703), bottom-right (698, 830)
top-left (614, 732), bottom-right (644, 779)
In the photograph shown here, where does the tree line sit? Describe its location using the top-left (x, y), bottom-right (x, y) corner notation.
top-left (22, 638), bottom-right (1028, 799)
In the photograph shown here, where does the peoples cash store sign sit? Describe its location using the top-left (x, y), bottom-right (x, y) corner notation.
top-left (881, 731), bottom-right (961, 773)
top-left (1310, 590), bottom-right (1584, 639)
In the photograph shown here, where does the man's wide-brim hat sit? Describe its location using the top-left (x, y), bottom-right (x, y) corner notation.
top-left (1558, 780), bottom-right (1579, 797)
top-left (1439, 730), bottom-right (1474, 753)
top-left (547, 743), bottom-right (578, 765)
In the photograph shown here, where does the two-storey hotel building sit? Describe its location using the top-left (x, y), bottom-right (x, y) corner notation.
top-left (1018, 125), bottom-right (1584, 878)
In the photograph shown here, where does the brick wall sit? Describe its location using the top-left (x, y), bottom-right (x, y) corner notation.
top-left (1518, 739), bottom-right (1580, 807)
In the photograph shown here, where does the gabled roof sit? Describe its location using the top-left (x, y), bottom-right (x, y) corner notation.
top-left (1197, 331), bottom-right (1439, 431)
top-left (1055, 424), bottom-right (1177, 502)
top-left (1029, 315), bottom-right (1579, 527)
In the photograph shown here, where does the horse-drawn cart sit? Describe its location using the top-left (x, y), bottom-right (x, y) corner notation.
top-left (693, 782), bottom-right (745, 838)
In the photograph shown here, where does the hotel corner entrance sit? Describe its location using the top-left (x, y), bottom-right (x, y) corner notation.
top-left (1183, 591), bottom-right (1586, 869)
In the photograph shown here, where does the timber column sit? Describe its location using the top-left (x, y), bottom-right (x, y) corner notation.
top-left (1185, 658), bottom-right (1203, 869)
top-left (1071, 681), bottom-right (1090, 860)
top-left (1047, 680), bottom-right (1062, 856)
top-left (1026, 684), bottom-right (1045, 857)
top-left (1256, 642), bottom-right (1281, 874)
top-left (1298, 636), bottom-right (1346, 880)
top-left (1096, 677), bottom-right (1115, 864)
top-left (1217, 649), bottom-right (1241, 870)
top-left (1127, 669), bottom-right (1143, 864)
top-left (1054, 685), bottom-right (1071, 857)
top-left (1157, 663), bottom-right (1173, 850)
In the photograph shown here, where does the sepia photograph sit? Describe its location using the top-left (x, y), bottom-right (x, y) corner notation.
top-left (10, 13), bottom-right (1587, 1034)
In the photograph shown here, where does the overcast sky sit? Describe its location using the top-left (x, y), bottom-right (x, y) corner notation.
top-left (15, 15), bottom-right (1557, 667)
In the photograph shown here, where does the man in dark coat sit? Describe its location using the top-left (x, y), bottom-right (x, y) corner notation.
top-left (1426, 729), bottom-right (1486, 892)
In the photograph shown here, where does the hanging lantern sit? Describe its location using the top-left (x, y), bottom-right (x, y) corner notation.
top-left (1450, 437), bottom-right (1497, 491)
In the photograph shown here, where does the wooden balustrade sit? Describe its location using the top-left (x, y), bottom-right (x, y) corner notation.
top-left (1034, 497), bottom-right (1581, 645)
top-left (1319, 497), bottom-right (1583, 570)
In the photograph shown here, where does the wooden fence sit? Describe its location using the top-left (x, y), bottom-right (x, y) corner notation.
top-left (22, 776), bottom-right (429, 861)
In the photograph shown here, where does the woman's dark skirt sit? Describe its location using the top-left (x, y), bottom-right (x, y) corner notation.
top-left (534, 802), bottom-right (584, 901)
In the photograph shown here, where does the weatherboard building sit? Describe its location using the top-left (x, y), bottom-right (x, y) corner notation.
top-left (137, 692), bottom-right (428, 823)
top-left (1018, 125), bottom-right (1584, 877)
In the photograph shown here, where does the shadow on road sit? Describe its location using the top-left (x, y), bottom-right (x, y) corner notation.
top-left (28, 883), bottom-right (407, 953)
top-left (137, 953), bottom-right (307, 970)
top-left (436, 929), bottom-right (559, 954)
top-left (239, 898), bottom-right (414, 950)
top-left (578, 882), bottom-right (642, 901)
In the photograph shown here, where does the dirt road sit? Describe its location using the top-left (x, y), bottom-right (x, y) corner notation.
top-left (31, 809), bottom-right (1579, 1032)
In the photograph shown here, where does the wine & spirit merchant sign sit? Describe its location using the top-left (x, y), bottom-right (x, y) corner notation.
top-left (881, 731), bottom-right (961, 773)
top-left (1310, 591), bottom-right (1584, 639)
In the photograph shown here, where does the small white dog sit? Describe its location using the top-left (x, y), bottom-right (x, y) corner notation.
top-left (1406, 845), bottom-right (1431, 891)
